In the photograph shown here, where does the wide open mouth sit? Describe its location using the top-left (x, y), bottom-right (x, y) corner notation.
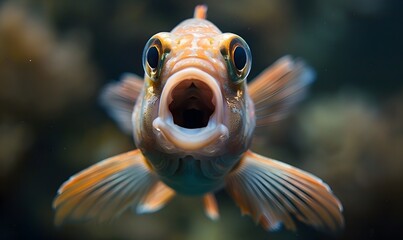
top-left (152, 68), bottom-right (228, 152)
top-left (168, 80), bottom-right (215, 129)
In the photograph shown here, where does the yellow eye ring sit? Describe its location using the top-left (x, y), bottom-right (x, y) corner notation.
top-left (142, 35), bottom-right (171, 81)
top-left (220, 34), bottom-right (251, 84)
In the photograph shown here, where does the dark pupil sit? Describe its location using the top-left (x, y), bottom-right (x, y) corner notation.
top-left (147, 46), bottom-right (159, 69)
top-left (233, 46), bottom-right (247, 70)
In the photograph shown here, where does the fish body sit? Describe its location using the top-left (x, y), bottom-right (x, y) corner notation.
top-left (54, 5), bottom-right (344, 232)
top-left (133, 11), bottom-right (254, 195)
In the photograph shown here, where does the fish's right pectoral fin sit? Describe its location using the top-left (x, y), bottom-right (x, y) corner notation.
top-left (100, 73), bottom-right (143, 134)
top-left (225, 151), bottom-right (344, 232)
top-left (53, 149), bottom-right (170, 225)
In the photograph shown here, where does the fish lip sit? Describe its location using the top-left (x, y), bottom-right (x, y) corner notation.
top-left (153, 68), bottom-right (228, 152)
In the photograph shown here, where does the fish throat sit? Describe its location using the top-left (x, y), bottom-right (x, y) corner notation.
top-left (169, 80), bottom-right (215, 129)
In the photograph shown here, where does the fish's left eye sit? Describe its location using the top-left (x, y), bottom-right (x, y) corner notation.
top-left (233, 46), bottom-right (247, 71)
top-left (220, 35), bottom-right (251, 84)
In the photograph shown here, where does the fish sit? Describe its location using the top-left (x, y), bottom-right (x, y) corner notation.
top-left (53, 5), bottom-right (344, 232)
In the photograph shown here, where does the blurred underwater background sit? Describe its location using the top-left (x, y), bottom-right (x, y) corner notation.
top-left (1, 0), bottom-right (402, 239)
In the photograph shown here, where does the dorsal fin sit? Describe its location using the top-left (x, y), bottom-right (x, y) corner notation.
top-left (194, 5), bottom-right (208, 19)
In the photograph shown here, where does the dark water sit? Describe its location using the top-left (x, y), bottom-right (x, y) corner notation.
top-left (1, 0), bottom-right (402, 239)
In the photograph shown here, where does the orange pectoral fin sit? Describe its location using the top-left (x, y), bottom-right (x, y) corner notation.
top-left (203, 193), bottom-right (219, 221)
top-left (225, 151), bottom-right (344, 232)
top-left (100, 73), bottom-right (143, 134)
top-left (248, 56), bottom-right (314, 127)
top-left (53, 150), bottom-right (162, 225)
top-left (136, 181), bottom-right (175, 214)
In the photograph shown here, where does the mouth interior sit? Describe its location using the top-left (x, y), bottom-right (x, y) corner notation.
top-left (168, 80), bottom-right (215, 129)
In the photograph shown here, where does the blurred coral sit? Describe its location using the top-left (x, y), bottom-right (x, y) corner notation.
top-left (0, 3), bottom-right (98, 120)
top-left (298, 90), bottom-right (403, 186)
top-left (297, 90), bottom-right (403, 235)
top-left (0, 2), bottom-right (99, 179)
top-left (0, 118), bottom-right (32, 177)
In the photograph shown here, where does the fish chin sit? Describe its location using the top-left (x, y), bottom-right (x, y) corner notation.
top-left (152, 68), bottom-right (229, 155)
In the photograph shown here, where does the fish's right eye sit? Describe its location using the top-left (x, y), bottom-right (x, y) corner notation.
top-left (142, 36), bottom-right (170, 81)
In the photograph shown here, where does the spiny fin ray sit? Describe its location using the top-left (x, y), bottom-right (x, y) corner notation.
top-left (194, 5), bottom-right (208, 19)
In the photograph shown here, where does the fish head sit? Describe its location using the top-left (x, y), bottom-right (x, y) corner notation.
top-left (134, 18), bottom-right (255, 163)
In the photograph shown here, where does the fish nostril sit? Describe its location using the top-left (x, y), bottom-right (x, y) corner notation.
top-left (168, 80), bottom-right (215, 129)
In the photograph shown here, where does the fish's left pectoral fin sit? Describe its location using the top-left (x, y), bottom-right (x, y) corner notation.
top-left (225, 151), bottom-right (344, 232)
top-left (203, 193), bottom-right (220, 221)
top-left (53, 149), bottom-right (163, 225)
top-left (248, 56), bottom-right (315, 127)
top-left (100, 73), bottom-right (143, 134)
